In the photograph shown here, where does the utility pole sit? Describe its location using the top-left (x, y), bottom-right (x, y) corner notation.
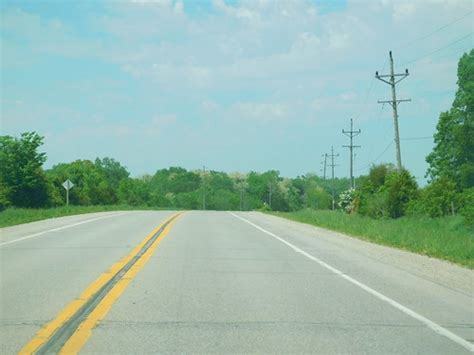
top-left (237, 179), bottom-right (247, 211)
top-left (240, 189), bottom-right (243, 211)
top-left (268, 182), bottom-right (272, 210)
top-left (321, 154), bottom-right (328, 180)
top-left (375, 51), bottom-right (411, 170)
top-left (327, 146), bottom-right (339, 210)
top-left (342, 118), bottom-right (361, 189)
top-left (202, 165), bottom-right (206, 210)
top-left (353, 153), bottom-right (358, 189)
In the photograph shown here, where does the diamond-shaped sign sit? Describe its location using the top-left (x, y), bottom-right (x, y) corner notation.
top-left (62, 179), bottom-right (74, 190)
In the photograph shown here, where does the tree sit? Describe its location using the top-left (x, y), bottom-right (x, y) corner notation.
top-left (358, 164), bottom-right (416, 219)
top-left (407, 177), bottom-right (458, 218)
top-left (360, 163), bottom-right (395, 194)
top-left (148, 167), bottom-right (201, 207)
top-left (383, 169), bottom-right (418, 218)
top-left (95, 157), bottom-right (130, 204)
top-left (299, 178), bottom-right (331, 210)
top-left (426, 50), bottom-right (474, 189)
top-left (0, 178), bottom-right (12, 211)
top-left (0, 132), bottom-right (49, 208)
top-left (118, 176), bottom-right (151, 206)
top-left (246, 170), bottom-right (283, 210)
top-left (47, 159), bottom-right (114, 205)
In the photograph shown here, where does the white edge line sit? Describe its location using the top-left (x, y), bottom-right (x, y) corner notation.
top-left (229, 212), bottom-right (474, 353)
top-left (0, 212), bottom-right (127, 247)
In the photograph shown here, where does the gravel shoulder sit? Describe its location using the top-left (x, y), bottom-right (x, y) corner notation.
top-left (247, 212), bottom-right (474, 297)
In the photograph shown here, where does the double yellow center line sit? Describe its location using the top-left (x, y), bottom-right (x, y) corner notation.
top-left (20, 212), bottom-right (183, 354)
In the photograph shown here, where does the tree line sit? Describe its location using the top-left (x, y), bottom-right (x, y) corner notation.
top-left (0, 50), bottom-right (472, 224)
top-left (0, 139), bottom-right (349, 213)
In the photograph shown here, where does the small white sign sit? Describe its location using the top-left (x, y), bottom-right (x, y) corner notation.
top-left (62, 179), bottom-right (74, 190)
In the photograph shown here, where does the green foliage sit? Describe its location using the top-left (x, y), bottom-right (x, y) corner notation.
top-left (426, 49), bottom-right (474, 189)
top-left (95, 157), bottom-right (130, 202)
top-left (291, 174), bottom-right (336, 210)
top-left (118, 176), bottom-right (151, 206)
top-left (305, 184), bottom-right (332, 210)
top-left (338, 188), bottom-right (357, 213)
top-left (0, 179), bottom-right (12, 211)
top-left (207, 189), bottom-right (238, 210)
top-left (458, 187), bottom-right (474, 226)
top-left (361, 163), bottom-right (395, 193)
top-left (358, 165), bottom-right (418, 219)
top-left (407, 177), bottom-right (458, 218)
top-left (149, 167), bottom-right (201, 207)
top-left (0, 132), bottom-right (49, 208)
top-left (358, 190), bottom-right (389, 219)
top-left (384, 169), bottom-right (418, 218)
top-left (47, 158), bottom-right (130, 206)
top-left (0, 131), bottom-right (344, 213)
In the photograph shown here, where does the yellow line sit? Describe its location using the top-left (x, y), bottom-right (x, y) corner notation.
top-left (59, 217), bottom-right (180, 354)
top-left (19, 212), bottom-right (183, 355)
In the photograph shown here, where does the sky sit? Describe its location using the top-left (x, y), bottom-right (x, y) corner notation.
top-left (1, 0), bottom-right (473, 184)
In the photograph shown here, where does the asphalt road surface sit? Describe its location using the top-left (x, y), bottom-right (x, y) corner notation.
top-left (1, 211), bottom-right (473, 354)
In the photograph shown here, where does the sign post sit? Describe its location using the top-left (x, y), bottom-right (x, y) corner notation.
top-left (62, 179), bottom-right (74, 206)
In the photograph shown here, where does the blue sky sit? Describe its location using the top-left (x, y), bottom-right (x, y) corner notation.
top-left (1, 0), bottom-right (472, 184)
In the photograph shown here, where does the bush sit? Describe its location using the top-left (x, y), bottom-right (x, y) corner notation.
top-left (338, 188), bottom-right (357, 213)
top-left (358, 190), bottom-right (389, 219)
top-left (384, 169), bottom-right (419, 218)
top-left (0, 182), bottom-right (11, 212)
top-left (361, 163), bottom-right (395, 193)
top-left (407, 177), bottom-right (458, 217)
top-left (459, 187), bottom-right (474, 226)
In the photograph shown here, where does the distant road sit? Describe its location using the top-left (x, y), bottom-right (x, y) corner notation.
top-left (1, 211), bottom-right (473, 354)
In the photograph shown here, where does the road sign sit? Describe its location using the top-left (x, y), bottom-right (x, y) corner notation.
top-left (62, 179), bottom-right (74, 190)
top-left (62, 179), bottom-right (74, 206)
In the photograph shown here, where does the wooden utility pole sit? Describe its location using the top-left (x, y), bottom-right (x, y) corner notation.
top-left (342, 118), bottom-right (361, 189)
top-left (328, 146), bottom-right (339, 210)
top-left (202, 166), bottom-right (206, 210)
top-left (268, 182), bottom-right (273, 210)
top-left (375, 51), bottom-right (411, 170)
top-left (321, 154), bottom-right (328, 180)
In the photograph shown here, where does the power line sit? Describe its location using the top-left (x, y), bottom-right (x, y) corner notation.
top-left (433, 43), bottom-right (473, 62)
top-left (395, 11), bottom-right (473, 51)
top-left (355, 57), bottom-right (388, 122)
top-left (355, 141), bottom-right (393, 172)
top-left (402, 32), bottom-right (473, 65)
top-left (401, 136), bottom-right (433, 141)
top-left (358, 12), bottom-right (471, 124)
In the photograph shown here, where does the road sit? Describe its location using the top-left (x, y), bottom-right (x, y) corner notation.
top-left (0, 210), bottom-right (473, 354)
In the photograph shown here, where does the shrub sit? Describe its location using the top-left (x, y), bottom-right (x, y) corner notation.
top-left (459, 187), bottom-right (474, 226)
top-left (407, 177), bottom-right (458, 217)
top-left (358, 190), bottom-right (389, 219)
top-left (338, 188), bottom-right (357, 213)
top-left (384, 169), bottom-right (419, 218)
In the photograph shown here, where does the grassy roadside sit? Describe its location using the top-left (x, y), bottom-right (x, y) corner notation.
top-left (269, 209), bottom-right (473, 269)
top-left (0, 205), bottom-right (164, 228)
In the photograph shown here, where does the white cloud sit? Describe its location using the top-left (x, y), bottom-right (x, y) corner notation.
top-left (2, 0), bottom-right (471, 177)
top-left (393, 2), bottom-right (417, 21)
top-left (229, 102), bottom-right (289, 124)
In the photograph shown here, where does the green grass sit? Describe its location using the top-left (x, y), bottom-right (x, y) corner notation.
top-left (269, 209), bottom-right (474, 269)
top-left (0, 205), bottom-right (165, 228)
